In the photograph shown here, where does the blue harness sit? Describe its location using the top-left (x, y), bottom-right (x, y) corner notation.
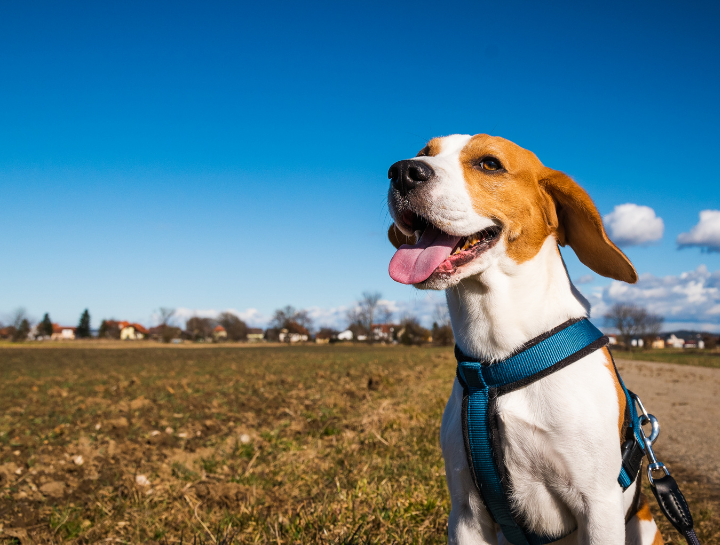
top-left (456, 318), bottom-right (645, 545)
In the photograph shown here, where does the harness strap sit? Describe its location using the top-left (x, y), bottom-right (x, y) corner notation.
top-left (456, 318), bottom-right (613, 545)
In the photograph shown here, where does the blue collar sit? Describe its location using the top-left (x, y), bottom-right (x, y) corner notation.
top-left (456, 318), bottom-right (606, 394)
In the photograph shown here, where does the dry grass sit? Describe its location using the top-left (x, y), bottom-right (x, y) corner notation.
top-left (610, 347), bottom-right (720, 369)
top-left (0, 345), bottom-right (716, 544)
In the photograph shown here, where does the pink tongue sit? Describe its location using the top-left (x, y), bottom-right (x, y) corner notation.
top-left (389, 225), bottom-right (462, 285)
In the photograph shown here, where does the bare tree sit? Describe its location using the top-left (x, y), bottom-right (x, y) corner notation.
top-left (376, 304), bottom-right (394, 327)
top-left (346, 291), bottom-right (389, 342)
top-left (269, 306), bottom-right (314, 338)
top-left (218, 312), bottom-right (248, 341)
top-left (11, 308), bottom-right (29, 330)
top-left (432, 303), bottom-right (454, 346)
top-left (186, 316), bottom-right (215, 341)
top-left (157, 307), bottom-right (176, 326)
top-left (604, 303), bottom-right (663, 347)
top-left (399, 313), bottom-right (431, 346)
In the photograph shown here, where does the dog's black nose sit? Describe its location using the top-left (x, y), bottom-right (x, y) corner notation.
top-left (388, 160), bottom-right (434, 196)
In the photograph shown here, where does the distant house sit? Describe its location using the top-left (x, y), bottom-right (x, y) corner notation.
top-left (630, 338), bottom-right (644, 348)
top-left (337, 330), bottom-right (353, 341)
top-left (683, 338), bottom-right (704, 349)
top-left (315, 329), bottom-right (334, 344)
top-left (651, 337), bottom-right (665, 349)
top-left (372, 323), bottom-right (398, 341)
top-left (607, 334), bottom-right (618, 345)
top-left (213, 325), bottom-right (227, 340)
top-left (51, 324), bottom-right (76, 340)
top-left (247, 328), bottom-right (264, 342)
top-left (118, 321), bottom-right (148, 340)
top-left (279, 323), bottom-right (310, 343)
top-left (666, 334), bottom-right (685, 349)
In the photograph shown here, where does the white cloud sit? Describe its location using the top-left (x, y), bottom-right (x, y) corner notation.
top-left (677, 210), bottom-right (720, 252)
top-left (574, 274), bottom-right (594, 285)
top-left (603, 204), bottom-right (664, 246)
top-left (585, 265), bottom-right (720, 328)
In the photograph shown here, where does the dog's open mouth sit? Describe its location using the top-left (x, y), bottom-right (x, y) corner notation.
top-left (389, 212), bottom-right (501, 285)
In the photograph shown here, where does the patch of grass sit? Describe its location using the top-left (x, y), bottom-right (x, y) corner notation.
top-left (611, 347), bottom-right (720, 368)
top-left (0, 345), bottom-right (455, 543)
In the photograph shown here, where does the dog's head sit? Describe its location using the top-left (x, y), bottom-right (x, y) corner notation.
top-left (387, 134), bottom-right (637, 289)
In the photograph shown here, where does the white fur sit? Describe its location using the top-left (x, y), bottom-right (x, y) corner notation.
top-left (390, 135), bottom-right (658, 544)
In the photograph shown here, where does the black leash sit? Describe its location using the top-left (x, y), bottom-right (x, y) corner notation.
top-left (630, 392), bottom-right (702, 545)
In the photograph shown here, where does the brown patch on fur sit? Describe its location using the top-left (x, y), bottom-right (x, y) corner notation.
top-left (457, 134), bottom-right (637, 282)
top-left (417, 138), bottom-right (442, 157)
top-left (388, 224), bottom-right (415, 249)
top-left (652, 529), bottom-right (664, 545)
top-left (602, 347), bottom-right (626, 439)
top-left (634, 493), bottom-right (655, 522)
top-left (459, 134), bottom-right (559, 264)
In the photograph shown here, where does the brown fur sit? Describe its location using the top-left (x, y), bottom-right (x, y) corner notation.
top-left (602, 347), bottom-right (627, 439)
top-left (417, 138), bottom-right (442, 157)
top-left (459, 134), bottom-right (558, 264)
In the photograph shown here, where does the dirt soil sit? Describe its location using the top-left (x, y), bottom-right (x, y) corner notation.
top-left (615, 358), bottom-right (720, 486)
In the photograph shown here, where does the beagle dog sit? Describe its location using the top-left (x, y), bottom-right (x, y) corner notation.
top-left (386, 134), bottom-right (662, 545)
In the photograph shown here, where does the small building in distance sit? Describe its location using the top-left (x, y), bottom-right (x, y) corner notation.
top-left (651, 337), bottom-right (665, 349)
top-left (666, 334), bottom-right (685, 349)
top-left (118, 321), bottom-right (149, 340)
top-left (278, 323), bottom-right (310, 343)
top-left (213, 325), bottom-right (227, 340)
top-left (247, 328), bottom-right (264, 342)
top-left (372, 323), bottom-right (398, 342)
top-left (51, 324), bottom-right (76, 340)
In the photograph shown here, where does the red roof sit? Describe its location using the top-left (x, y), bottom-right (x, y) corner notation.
top-left (214, 325), bottom-right (226, 332)
top-left (52, 323), bottom-right (76, 334)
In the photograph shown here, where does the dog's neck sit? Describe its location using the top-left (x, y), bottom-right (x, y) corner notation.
top-left (446, 237), bottom-right (590, 362)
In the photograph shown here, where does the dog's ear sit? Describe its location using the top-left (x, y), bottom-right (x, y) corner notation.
top-left (388, 224), bottom-right (415, 249)
top-left (540, 169), bottom-right (637, 284)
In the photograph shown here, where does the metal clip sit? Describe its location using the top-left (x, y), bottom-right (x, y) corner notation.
top-left (630, 393), bottom-right (669, 486)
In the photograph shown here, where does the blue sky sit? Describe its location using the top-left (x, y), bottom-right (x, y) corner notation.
top-left (2, 1), bottom-right (720, 331)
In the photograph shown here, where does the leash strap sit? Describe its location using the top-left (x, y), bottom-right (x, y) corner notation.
top-left (456, 318), bottom-right (607, 545)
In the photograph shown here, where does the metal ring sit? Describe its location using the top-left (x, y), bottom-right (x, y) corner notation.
top-left (638, 414), bottom-right (660, 445)
top-left (647, 462), bottom-right (670, 486)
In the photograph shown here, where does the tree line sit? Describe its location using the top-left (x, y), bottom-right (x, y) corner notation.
top-left (1, 292), bottom-right (455, 346)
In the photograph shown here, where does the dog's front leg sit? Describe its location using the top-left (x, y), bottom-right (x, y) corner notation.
top-left (442, 380), bottom-right (498, 545)
top-left (574, 485), bottom-right (626, 545)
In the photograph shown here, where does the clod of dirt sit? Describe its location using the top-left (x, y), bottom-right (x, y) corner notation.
top-left (107, 417), bottom-right (129, 428)
top-left (39, 480), bottom-right (66, 498)
top-left (3, 528), bottom-right (35, 545)
top-left (367, 377), bottom-right (381, 390)
top-left (194, 482), bottom-right (249, 507)
top-left (129, 396), bottom-right (153, 410)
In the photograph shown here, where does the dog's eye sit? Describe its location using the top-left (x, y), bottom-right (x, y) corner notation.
top-left (478, 158), bottom-right (502, 171)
